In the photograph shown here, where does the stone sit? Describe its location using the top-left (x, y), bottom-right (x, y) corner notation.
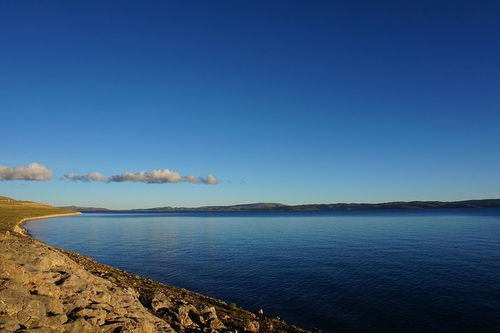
top-left (0, 234), bottom-right (175, 333)
top-left (0, 289), bottom-right (25, 315)
top-left (202, 306), bottom-right (218, 321)
top-left (16, 328), bottom-right (59, 333)
top-left (34, 294), bottom-right (64, 314)
top-left (45, 313), bottom-right (68, 327)
top-left (16, 299), bottom-right (46, 328)
top-left (62, 318), bottom-right (95, 333)
top-left (136, 319), bottom-right (159, 333)
top-left (244, 320), bottom-right (260, 332)
top-left (177, 304), bottom-right (199, 328)
top-left (0, 315), bottom-right (20, 331)
top-left (208, 318), bottom-right (226, 330)
top-left (73, 308), bottom-right (107, 326)
top-left (150, 292), bottom-right (173, 312)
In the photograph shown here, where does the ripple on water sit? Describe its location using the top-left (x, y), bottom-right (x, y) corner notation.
top-left (26, 210), bottom-right (500, 332)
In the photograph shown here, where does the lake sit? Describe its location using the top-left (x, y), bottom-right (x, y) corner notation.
top-left (26, 210), bottom-right (500, 332)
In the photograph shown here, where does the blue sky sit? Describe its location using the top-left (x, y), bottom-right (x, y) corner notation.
top-left (1, 1), bottom-right (499, 208)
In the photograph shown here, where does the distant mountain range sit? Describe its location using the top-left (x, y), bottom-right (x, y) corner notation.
top-left (59, 199), bottom-right (500, 213)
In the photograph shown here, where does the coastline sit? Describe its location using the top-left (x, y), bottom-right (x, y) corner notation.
top-left (13, 211), bottom-right (82, 236)
top-left (1, 200), bottom-right (308, 332)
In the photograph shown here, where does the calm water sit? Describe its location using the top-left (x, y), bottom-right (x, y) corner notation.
top-left (27, 210), bottom-right (500, 332)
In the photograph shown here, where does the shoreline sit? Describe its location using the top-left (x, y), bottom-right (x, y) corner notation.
top-left (2, 205), bottom-right (308, 332)
top-left (13, 211), bottom-right (83, 236)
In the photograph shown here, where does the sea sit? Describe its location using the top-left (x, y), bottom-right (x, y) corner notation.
top-left (26, 209), bottom-right (500, 332)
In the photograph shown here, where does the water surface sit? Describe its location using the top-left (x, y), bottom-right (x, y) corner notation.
top-left (27, 210), bottom-right (500, 332)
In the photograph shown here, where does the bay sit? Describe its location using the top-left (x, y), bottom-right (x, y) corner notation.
top-left (27, 209), bottom-right (500, 332)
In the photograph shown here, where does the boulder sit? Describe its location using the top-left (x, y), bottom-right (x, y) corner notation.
top-left (208, 317), bottom-right (226, 330)
top-left (16, 299), bottom-right (46, 328)
top-left (177, 304), bottom-right (199, 328)
top-left (150, 292), bottom-right (173, 312)
top-left (244, 320), bottom-right (260, 332)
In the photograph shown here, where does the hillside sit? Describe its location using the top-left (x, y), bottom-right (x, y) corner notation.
top-left (60, 198), bottom-right (500, 213)
top-left (0, 195), bottom-right (77, 232)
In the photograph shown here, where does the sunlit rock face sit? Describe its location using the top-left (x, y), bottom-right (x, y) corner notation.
top-left (0, 232), bottom-right (174, 333)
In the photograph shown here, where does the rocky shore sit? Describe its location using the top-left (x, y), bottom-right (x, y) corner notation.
top-left (0, 197), bottom-right (310, 332)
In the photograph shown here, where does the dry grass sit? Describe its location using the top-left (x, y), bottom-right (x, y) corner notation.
top-left (0, 195), bottom-right (76, 232)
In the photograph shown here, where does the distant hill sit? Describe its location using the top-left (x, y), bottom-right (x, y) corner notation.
top-left (59, 205), bottom-right (112, 212)
top-left (59, 199), bottom-right (500, 213)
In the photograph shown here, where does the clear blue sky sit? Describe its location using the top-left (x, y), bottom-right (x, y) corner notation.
top-left (1, 1), bottom-right (499, 208)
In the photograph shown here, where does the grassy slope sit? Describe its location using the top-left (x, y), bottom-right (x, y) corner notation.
top-left (0, 195), bottom-right (76, 232)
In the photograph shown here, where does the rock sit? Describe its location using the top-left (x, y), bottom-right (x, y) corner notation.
top-left (44, 313), bottom-right (67, 327)
top-left (0, 315), bottom-right (20, 331)
top-left (244, 320), bottom-right (260, 332)
top-left (0, 289), bottom-right (26, 316)
top-left (16, 328), bottom-right (59, 333)
top-left (150, 292), bottom-right (173, 312)
top-left (73, 307), bottom-right (107, 326)
top-left (177, 304), bottom-right (199, 328)
top-left (33, 294), bottom-right (64, 315)
top-left (16, 299), bottom-right (46, 328)
top-left (136, 319), bottom-right (159, 333)
top-left (0, 234), bottom-right (175, 333)
top-left (201, 305), bottom-right (227, 330)
top-left (208, 317), bottom-right (226, 330)
top-left (202, 306), bottom-right (218, 321)
top-left (62, 317), bottom-right (95, 333)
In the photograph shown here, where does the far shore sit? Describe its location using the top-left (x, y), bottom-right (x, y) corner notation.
top-left (60, 198), bottom-right (500, 213)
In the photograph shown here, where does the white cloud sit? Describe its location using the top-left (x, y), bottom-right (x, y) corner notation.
top-left (108, 168), bottom-right (218, 185)
top-left (202, 174), bottom-right (218, 185)
top-left (0, 162), bottom-right (52, 181)
top-left (64, 172), bottom-right (105, 182)
top-left (184, 173), bottom-right (218, 184)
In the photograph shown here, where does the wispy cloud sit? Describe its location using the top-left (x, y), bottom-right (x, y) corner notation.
top-left (63, 172), bottom-right (105, 182)
top-left (184, 174), bottom-right (218, 185)
top-left (0, 162), bottom-right (52, 181)
top-left (108, 168), bottom-right (218, 185)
